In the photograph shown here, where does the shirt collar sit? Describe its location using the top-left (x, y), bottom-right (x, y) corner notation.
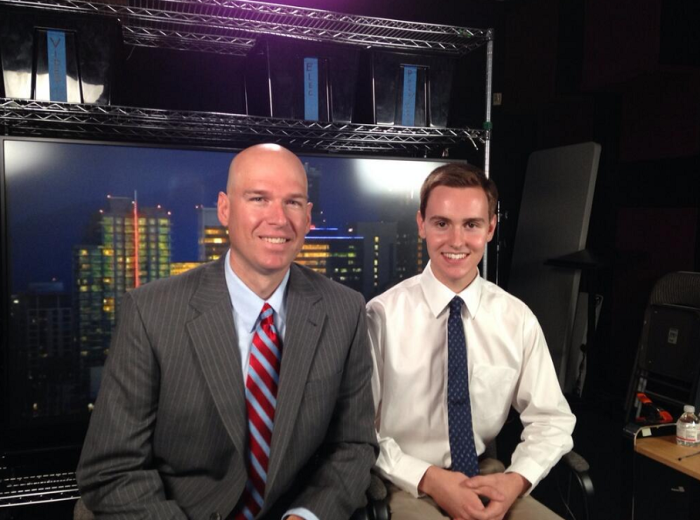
top-left (223, 250), bottom-right (290, 333)
top-left (419, 261), bottom-right (483, 320)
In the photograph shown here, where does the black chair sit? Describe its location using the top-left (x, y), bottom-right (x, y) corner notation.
top-left (548, 450), bottom-right (594, 520)
top-left (622, 271), bottom-right (700, 520)
top-left (492, 420), bottom-right (594, 520)
top-left (350, 470), bottom-right (390, 520)
top-left (625, 271), bottom-right (700, 424)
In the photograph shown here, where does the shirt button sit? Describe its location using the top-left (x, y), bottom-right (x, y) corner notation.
top-left (209, 513), bottom-right (222, 520)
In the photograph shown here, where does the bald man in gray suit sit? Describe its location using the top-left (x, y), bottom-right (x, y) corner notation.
top-left (77, 144), bottom-right (377, 520)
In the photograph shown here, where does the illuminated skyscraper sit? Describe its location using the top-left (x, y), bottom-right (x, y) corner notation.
top-left (354, 222), bottom-right (398, 298)
top-left (389, 191), bottom-right (426, 284)
top-left (74, 244), bottom-right (107, 369)
top-left (296, 227), bottom-right (364, 293)
top-left (73, 196), bottom-right (172, 395)
top-left (395, 220), bottom-right (427, 283)
top-left (171, 262), bottom-right (205, 276)
top-left (197, 206), bottom-right (229, 261)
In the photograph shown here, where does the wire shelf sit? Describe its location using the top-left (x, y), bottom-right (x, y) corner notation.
top-left (0, 1), bottom-right (492, 155)
top-left (122, 25), bottom-right (255, 55)
top-left (0, 471), bottom-right (79, 508)
top-left (0, 99), bottom-right (486, 154)
top-left (0, 0), bottom-right (492, 56)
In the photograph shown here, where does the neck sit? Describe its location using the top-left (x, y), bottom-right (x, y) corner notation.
top-left (433, 268), bottom-right (478, 294)
top-left (228, 258), bottom-right (288, 300)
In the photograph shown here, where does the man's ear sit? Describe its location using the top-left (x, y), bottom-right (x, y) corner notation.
top-left (217, 192), bottom-right (229, 227)
top-left (486, 214), bottom-right (497, 242)
top-left (416, 210), bottom-right (426, 239)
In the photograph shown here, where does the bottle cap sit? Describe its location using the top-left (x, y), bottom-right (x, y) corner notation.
top-left (684, 405), bottom-right (696, 413)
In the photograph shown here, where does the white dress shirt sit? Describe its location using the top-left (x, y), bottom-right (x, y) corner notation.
top-left (223, 251), bottom-right (318, 520)
top-left (367, 262), bottom-right (576, 498)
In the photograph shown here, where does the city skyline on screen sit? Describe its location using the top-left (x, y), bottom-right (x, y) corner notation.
top-left (3, 139), bottom-right (448, 423)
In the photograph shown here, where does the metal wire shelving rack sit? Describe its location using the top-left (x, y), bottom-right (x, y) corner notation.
top-left (0, 99), bottom-right (485, 153)
top-left (0, 0), bottom-right (494, 155)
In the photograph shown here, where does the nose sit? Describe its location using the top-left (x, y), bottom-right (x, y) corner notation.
top-left (266, 200), bottom-right (288, 226)
top-left (449, 226), bottom-right (464, 247)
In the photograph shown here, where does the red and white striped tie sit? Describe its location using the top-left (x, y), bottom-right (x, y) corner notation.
top-left (234, 303), bottom-right (282, 520)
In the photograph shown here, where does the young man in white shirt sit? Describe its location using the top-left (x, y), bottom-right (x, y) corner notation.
top-left (367, 163), bottom-right (576, 520)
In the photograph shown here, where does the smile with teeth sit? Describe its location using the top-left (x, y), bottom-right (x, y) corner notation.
top-left (262, 237), bottom-right (288, 244)
top-left (442, 252), bottom-right (467, 260)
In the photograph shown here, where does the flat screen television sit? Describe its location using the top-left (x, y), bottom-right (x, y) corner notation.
top-left (0, 136), bottom-right (451, 451)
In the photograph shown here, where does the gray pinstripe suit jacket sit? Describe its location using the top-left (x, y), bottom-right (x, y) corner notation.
top-left (76, 257), bottom-right (378, 520)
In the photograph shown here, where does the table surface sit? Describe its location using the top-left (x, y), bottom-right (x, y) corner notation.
top-left (635, 435), bottom-right (700, 481)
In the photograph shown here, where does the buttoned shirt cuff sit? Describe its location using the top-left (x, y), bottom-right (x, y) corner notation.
top-left (284, 507), bottom-right (319, 520)
top-left (505, 459), bottom-right (546, 497)
top-left (377, 454), bottom-right (433, 499)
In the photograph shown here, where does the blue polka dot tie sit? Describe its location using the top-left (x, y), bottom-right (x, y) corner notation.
top-left (447, 296), bottom-right (479, 477)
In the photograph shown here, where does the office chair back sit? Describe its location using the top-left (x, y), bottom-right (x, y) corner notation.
top-left (626, 271), bottom-right (700, 423)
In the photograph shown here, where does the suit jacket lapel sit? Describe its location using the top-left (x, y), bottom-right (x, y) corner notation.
top-left (266, 264), bottom-right (325, 494)
top-left (187, 257), bottom-right (247, 465)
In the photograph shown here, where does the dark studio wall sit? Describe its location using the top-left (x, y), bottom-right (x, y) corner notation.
top-left (496, 0), bottom-right (700, 405)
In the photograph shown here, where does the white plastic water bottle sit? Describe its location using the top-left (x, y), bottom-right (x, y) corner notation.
top-left (676, 405), bottom-right (700, 447)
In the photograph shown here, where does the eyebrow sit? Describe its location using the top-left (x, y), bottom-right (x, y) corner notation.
top-left (243, 189), bottom-right (269, 197)
top-left (429, 215), bottom-right (486, 224)
top-left (429, 215), bottom-right (486, 222)
top-left (242, 189), bottom-right (308, 201)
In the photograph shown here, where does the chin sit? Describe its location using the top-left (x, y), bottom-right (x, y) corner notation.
top-left (443, 268), bottom-right (477, 285)
top-left (260, 258), bottom-right (294, 273)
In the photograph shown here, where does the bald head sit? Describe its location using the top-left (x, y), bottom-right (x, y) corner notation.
top-left (227, 144), bottom-right (308, 195)
top-left (217, 143), bottom-right (312, 298)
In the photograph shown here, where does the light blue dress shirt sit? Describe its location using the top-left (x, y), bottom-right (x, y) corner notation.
top-left (223, 251), bottom-right (319, 520)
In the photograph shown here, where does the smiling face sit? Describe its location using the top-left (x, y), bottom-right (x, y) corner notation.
top-left (417, 185), bottom-right (496, 293)
top-left (218, 144), bottom-right (312, 298)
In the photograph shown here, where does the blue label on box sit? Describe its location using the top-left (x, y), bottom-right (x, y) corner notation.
top-left (304, 57), bottom-right (319, 121)
top-left (46, 30), bottom-right (67, 102)
top-left (402, 65), bottom-right (418, 126)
